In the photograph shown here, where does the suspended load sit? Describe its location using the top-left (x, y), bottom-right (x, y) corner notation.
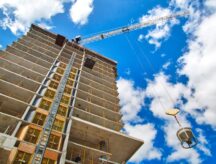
top-left (166, 109), bottom-right (197, 149)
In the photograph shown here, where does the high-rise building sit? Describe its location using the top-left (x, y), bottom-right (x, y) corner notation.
top-left (0, 24), bottom-right (143, 164)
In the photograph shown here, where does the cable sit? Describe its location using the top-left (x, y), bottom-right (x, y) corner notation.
top-left (124, 34), bottom-right (168, 112)
top-left (134, 38), bottom-right (176, 105)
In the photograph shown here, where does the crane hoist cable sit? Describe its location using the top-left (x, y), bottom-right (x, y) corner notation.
top-left (124, 33), bottom-right (167, 111)
top-left (124, 25), bottom-right (197, 150)
top-left (134, 36), bottom-right (176, 105)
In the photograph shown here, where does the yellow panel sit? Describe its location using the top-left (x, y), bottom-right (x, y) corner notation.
top-left (56, 68), bottom-right (64, 75)
top-left (32, 112), bottom-right (47, 126)
top-left (13, 150), bottom-right (32, 164)
top-left (47, 134), bottom-right (60, 150)
top-left (49, 81), bottom-right (58, 90)
top-left (44, 89), bottom-right (56, 99)
top-left (53, 74), bottom-right (61, 82)
top-left (165, 109), bottom-right (180, 116)
top-left (57, 105), bottom-right (67, 117)
top-left (39, 99), bottom-right (52, 111)
top-left (24, 127), bottom-right (41, 144)
top-left (53, 119), bottom-right (64, 132)
top-left (61, 95), bottom-right (70, 105)
top-left (59, 62), bottom-right (66, 69)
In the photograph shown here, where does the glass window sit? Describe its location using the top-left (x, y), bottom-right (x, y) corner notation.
top-left (53, 74), bottom-right (61, 82)
top-left (53, 119), bottom-right (64, 131)
top-left (49, 81), bottom-right (58, 90)
top-left (44, 89), bottom-right (55, 99)
top-left (57, 105), bottom-right (67, 117)
top-left (47, 134), bottom-right (60, 149)
top-left (32, 112), bottom-right (46, 126)
top-left (24, 127), bottom-right (40, 144)
top-left (13, 151), bottom-right (32, 164)
top-left (39, 99), bottom-right (52, 111)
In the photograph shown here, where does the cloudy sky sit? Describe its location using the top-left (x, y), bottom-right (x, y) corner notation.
top-left (1, 0), bottom-right (216, 163)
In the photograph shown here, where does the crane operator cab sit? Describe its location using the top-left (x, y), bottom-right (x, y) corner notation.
top-left (166, 109), bottom-right (197, 149)
top-left (72, 35), bottom-right (82, 44)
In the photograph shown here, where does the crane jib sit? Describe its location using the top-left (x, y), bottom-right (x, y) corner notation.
top-left (78, 11), bottom-right (189, 44)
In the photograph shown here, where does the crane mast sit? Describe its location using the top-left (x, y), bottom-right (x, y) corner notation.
top-left (74, 11), bottom-right (189, 45)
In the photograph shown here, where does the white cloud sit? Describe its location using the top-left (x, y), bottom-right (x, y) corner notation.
top-left (139, 6), bottom-right (179, 48)
top-left (144, 71), bottom-right (211, 163)
top-left (37, 23), bottom-right (54, 30)
top-left (177, 1), bottom-right (216, 129)
top-left (142, 2), bottom-right (216, 162)
top-left (205, 0), bottom-right (216, 9)
top-left (167, 146), bottom-right (201, 164)
top-left (165, 119), bottom-right (201, 164)
top-left (0, 44), bottom-right (2, 49)
top-left (69, 0), bottom-right (94, 25)
top-left (117, 78), bottom-right (162, 162)
top-left (125, 123), bottom-right (162, 162)
top-left (119, 0), bottom-right (215, 163)
top-left (145, 72), bottom-right (190, 119)
top-left (166, 123), bottom-right (211, 164)
top-left (138, 34), bottom-right (144, 42)
top-left (144, 73), bottom-right (205, 163)
top-left (196, 128), bottom-right (212, 156)
top-left (161, 53), bottom-right (166, 58)
top-left (162, 61), bottom-right (171, 70)
top-left (117, 78), bottom-right (145, 123)
top-left (0, 0), bottom-right (65, 35)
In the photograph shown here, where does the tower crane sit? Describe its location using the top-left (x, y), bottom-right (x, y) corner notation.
top-left (72, 11), bottom-right (189, 45)
top-left (72, 10), bottom-right (198, 150)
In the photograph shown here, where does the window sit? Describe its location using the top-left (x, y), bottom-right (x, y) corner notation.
top-left (39, 99), bottom-right (52, 111)
top-left (32, 112), bottom-right (46, 126)
top-left (56, 68), bottom-right (64, 75)
top-left (53, 74), bottom-right (61, 82)
top-left (53, 119), bottom-right (64, 131)
top-left (61, 95), bottom-right (70, 105)
top-left (71, 68), bottom-right (77, 74)
top-left (13, 151), bottom-right (32, 164)
top-left (84, 57), bottom-right (95, 69)
top-left (59, 62), bottom-right (66, 69)
top-left (47, 134), bottom-right (60, 149)
top-left (45, 89), bottom-right (55, 99)
top-left (24, 127), bottom-right (40, 144)
top-left (69, 73), bottom-right (75, 79)
top-left (42, 158), bottom-right (55, 164)
top-left (64, 87), bottom-right (72, 95)
top-left (66, 79), bottom-right (73, 86)
top-left (57, 105), bottom-right (67, 117)
top-left (55, 34), bottom-right (65, 47)
top-left (49, 81), bottom-right (58, 90)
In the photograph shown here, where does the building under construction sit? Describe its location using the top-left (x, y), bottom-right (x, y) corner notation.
top-left (0, 24), bottom-right (143, 164)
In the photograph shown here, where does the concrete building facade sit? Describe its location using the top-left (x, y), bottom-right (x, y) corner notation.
top-left (0, 25), bottom-right (143, 164)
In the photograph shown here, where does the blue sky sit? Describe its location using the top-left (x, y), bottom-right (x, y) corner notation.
top-left (1, 0), bottom-right (216, 163)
